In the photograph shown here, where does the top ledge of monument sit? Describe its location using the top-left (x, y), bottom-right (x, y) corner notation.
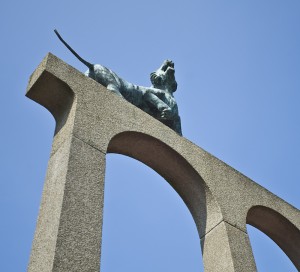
top-left (27, 53), bottom-right (83, 94)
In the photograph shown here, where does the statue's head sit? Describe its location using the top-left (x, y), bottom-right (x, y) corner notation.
top-left (150, 60), bottom-right (177, 93)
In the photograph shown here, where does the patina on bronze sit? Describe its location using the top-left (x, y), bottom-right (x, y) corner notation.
top-left (54, 29), bottom-right (182, 135)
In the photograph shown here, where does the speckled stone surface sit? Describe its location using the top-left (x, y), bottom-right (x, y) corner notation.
top-left (201, 221), bottom-right (256, 271)
top-left (27, 53), bottom-right (300, 271)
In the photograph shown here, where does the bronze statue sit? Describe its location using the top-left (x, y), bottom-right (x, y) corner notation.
top-left (54, 30), bottom-right (182, 135)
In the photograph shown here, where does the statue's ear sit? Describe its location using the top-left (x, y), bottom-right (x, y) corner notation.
top-left (150, 72), bottom-right (161, 86)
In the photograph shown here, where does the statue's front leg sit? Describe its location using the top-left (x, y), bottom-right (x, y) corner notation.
top-left (144, 91), bottom-right (171, 119)
top-left (160, 108), bottom-right (173, 120)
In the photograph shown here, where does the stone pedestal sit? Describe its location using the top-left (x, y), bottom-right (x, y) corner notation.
top-left (26, 53), bottom-right (300, 271)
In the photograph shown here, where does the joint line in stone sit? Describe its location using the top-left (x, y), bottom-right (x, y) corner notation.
top-left (72, 133), bottom-right (107, 155)
top-left (200, 219), bottom-right (247, 239)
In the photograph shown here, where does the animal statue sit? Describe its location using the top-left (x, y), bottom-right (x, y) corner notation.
top-left (54, 29), bottom-right (182, 135)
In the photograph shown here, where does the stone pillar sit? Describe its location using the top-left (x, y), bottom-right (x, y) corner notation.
top-left (201, 221), bottom-right (256, 271)
top-left (28, 136), bottom-right (106, 272)
top-left (26, 56), bottom-right (107, 271)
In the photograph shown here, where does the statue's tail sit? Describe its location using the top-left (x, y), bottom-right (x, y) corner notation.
top-left (54, 29), bottom-right (94, 71)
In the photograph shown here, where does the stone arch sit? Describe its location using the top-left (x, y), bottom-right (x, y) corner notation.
top-left (247, 205), bottom-right (300, 269)
top-left (107, 131), bottom-right (222, 239)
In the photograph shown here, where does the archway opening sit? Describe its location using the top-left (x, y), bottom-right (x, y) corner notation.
top-left (247, 205), bottom-right (300, 270)
top-left (247, 225), bottom-right (297, 271)
top-left (100, 154), bottom-right (204, 271)
top-left (106, 131), bottom-right (222, 239)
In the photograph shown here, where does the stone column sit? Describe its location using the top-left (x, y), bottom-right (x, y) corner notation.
top-left (28, 136), bottom-right (106, 272)
top-left (201, 221), bottom-right (256, 271)
top-left (26, 54), bottom-right (107, 272)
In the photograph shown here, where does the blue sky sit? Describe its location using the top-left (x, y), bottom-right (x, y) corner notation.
top-left (1, 1), bottom-right (299, 271)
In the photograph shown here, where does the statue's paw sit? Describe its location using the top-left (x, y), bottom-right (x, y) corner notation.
top-left (160, 107), bottom-right (172, 119)
top-left (146, 88), bottom-right (162, 95)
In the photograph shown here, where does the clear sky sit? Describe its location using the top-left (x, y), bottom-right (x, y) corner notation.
top-left (1, 1), bottom-right (299, 271)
